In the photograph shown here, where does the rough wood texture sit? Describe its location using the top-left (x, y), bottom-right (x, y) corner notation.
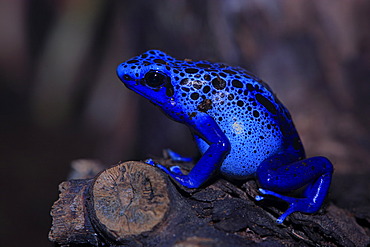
top-left (49, 179), bottom-right (98, 245)
top-left (88, 161), bottom-right (172, 243)
top-left (49, 160), bottom-right (370, 246)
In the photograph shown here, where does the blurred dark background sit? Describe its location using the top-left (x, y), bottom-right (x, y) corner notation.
top-left (1, 0), bottom-right (369, 246)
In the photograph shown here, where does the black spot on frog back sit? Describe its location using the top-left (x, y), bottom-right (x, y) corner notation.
top-left (256, 94), bottom-right (277, 115)
top-left (211, 77), bottom-right (226, 90)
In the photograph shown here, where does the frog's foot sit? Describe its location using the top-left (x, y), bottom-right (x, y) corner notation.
top-left (145, 158), bottom-right (156, 166)
top-left (145, 159), bottom-right (183, 175)
top-left (169, 165), bottom-right (183, 175)
top-left (256, 188), bottom-right (319, 224)
top-left (164, 149), bottom-right (193, 162)
top-left (145, 158), bottom-right (198, 188)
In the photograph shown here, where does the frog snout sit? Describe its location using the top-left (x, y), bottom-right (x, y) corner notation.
top-left (116, 64), bottom-right (125, 78)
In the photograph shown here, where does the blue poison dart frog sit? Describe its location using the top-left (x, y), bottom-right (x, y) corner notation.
top-left (117, 50), bottom-right (333, 224)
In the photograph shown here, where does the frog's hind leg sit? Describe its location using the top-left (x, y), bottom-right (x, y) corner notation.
top-left (255, 155), bottom-right (333, 224)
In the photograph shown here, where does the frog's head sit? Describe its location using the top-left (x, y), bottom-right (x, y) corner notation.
top-left (117, 50), bottom-right (175, 108)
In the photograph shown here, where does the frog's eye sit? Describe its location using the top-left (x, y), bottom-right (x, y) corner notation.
top-left (143, 71), bottom-right (170, 88)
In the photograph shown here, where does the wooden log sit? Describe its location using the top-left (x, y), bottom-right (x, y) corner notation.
top-left (49, 179), bottom-right (94, 245)
top-left (50, 161), bottom-right (175, 245)
top-left (86, 161), bottom-right (171, 242)
top-left (49, 160), bottom-right (370, 246)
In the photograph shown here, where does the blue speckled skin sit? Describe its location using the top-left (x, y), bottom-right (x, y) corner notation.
top-left (117, 50), bottom-right (333, 223)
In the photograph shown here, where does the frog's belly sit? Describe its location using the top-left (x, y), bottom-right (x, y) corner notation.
top-left (222, 136), bottom-right (283, 178)
top-left (195, 124), bottom-right (284, 179)
top-left (220, 144), bottom-right (277, 179)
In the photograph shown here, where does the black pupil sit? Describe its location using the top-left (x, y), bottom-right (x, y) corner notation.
top-left (144, 71), bottom-right (168, 88)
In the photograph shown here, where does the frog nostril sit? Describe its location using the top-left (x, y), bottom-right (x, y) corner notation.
top-left (123, 74), bottom-right (133, 81)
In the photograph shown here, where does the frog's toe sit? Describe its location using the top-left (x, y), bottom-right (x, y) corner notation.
top-left (145, 158), bottom-right (156, 166)
top-left (165, 149), bottom-right (193, 162)
top-left (155, 163), bottom-right (171, 174)
top-left (146, 159), bottom-right (199, 188)
top-left (276, 208), bottom-right (295, 224)
top-left (258, 188), bottom-right (293, 202)
top-left (275, 198), bottom-right (313, 224)
top-left (154, 164), bottom-right (198, 188)
top-left (145, 159), bottom-right (171, 174)
top-left (257, 188), bottom-right (319, 224)
top-left (170, 165), bottom-right (184, 175)
top-left (145, 159), bottom-right (180, 175)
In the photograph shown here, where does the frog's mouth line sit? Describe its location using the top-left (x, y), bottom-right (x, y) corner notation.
top-left (123, 80), bottom-right (166, 107)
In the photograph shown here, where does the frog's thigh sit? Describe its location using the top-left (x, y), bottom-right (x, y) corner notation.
top-left (256, 155), bottom-right (333, 192)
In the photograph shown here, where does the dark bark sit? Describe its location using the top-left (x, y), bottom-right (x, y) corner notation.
top-left (49, 160), bottom-right (370, 247)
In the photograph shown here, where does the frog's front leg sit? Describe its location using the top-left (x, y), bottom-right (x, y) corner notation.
top-left (154, 114), bottom-right (231, 188)
top-left (255, 155), bottom-right (333, 224)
